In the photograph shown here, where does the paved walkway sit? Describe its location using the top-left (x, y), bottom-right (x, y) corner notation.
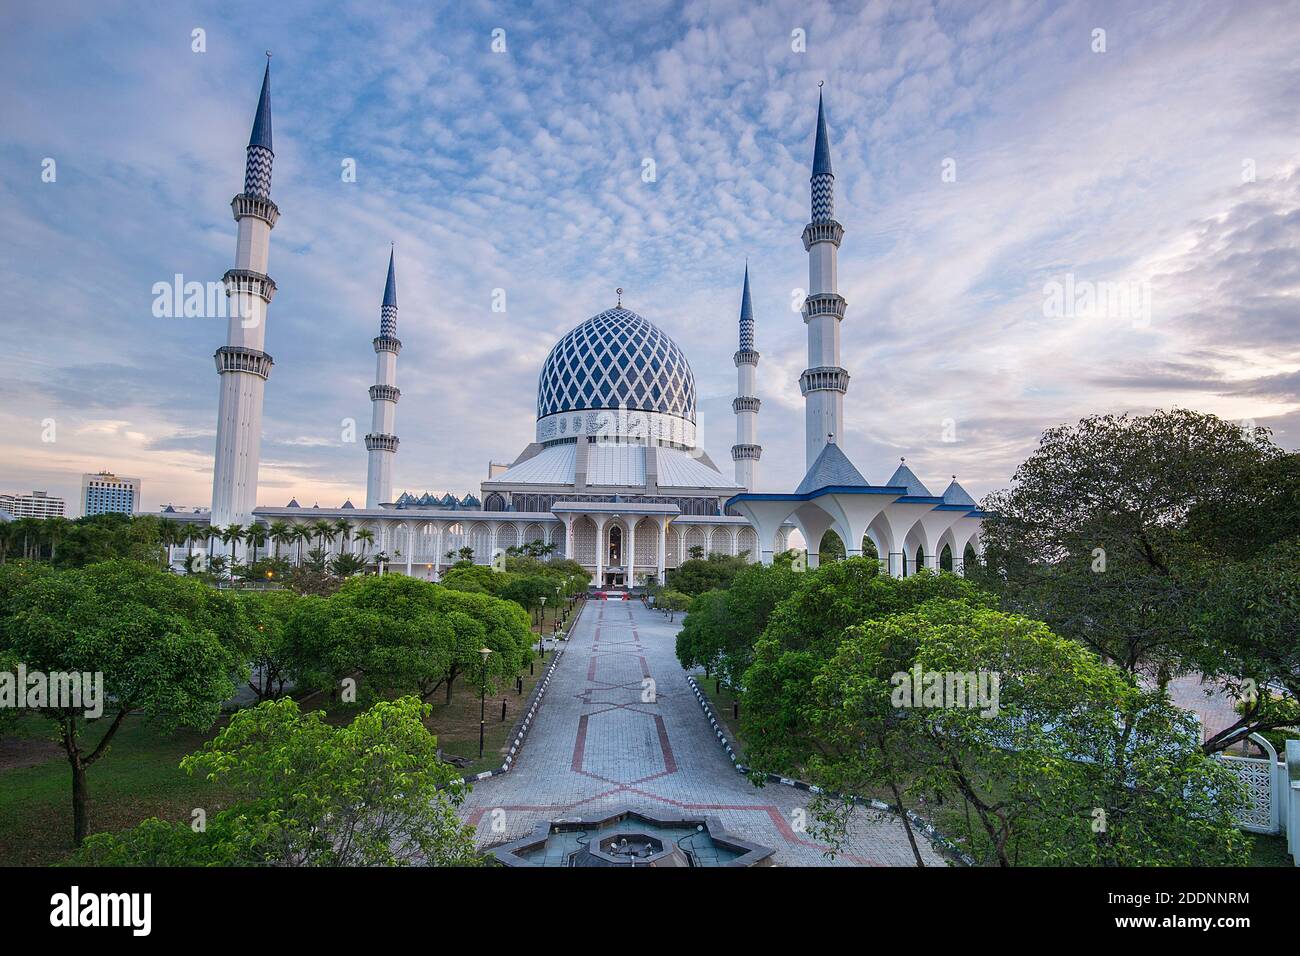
top-left (461, 597), bottom-right (945, 866)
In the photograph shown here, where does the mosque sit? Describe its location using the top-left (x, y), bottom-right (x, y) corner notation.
top-left (203, 61), bottom-right (986, 586)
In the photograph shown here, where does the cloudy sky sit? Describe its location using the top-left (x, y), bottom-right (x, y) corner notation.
top-left (2, 0), bottom-right (1297, 514)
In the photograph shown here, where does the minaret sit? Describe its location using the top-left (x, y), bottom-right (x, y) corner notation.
top-left (731, 263), bottom-right (761, 489)
top-left (799, 87), bottom-right (849, 471)
top-left (211, 56), bottom-right (279, 542)
top-left (365, 247), bottom-right (401, 507)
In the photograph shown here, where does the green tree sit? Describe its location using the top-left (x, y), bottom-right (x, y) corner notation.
top-left (973, 409), bottom-right (1299, 752)
top-left (656, 589), bottom-right (691, 622)
top-left (667, 552), bottom-right (749, 596)
top-left (73, 697), bottom-right (481, 866)
top-left (238, 589), bottom-right (298, 701)
top-left (676, 561), bottom-right (800, 686)
top-left (0, 560), bottom-right (242, 845)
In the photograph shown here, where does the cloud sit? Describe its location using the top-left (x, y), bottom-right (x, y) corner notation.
top-left (1, 0), bottom-right (1297, 514)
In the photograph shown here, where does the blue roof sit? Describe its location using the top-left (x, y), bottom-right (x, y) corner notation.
top-left (795, 442), bottom-right (868, 495)
top-left (341, 499), bottom-right (355, 509)
top-left (286, 497), bottom-right (300, 508)
top-left (941, 479), bottom-right (976, 507)
top-left (884, 461), bottom-right (931, 497)
top-left (248, 60), bottom-right (273, 152)
top-left (812, 90), bottom-right (832, 177)
top-left (382, 247), bottom-right (397, 308)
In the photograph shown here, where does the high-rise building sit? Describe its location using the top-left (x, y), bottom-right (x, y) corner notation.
top-left (81, 472), bottom-right (141, 516)
top-left (0, 490), bottom-right (65, 519)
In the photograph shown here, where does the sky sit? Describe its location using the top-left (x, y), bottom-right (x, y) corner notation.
top-left (1, 0), bottom-right (1297, 515)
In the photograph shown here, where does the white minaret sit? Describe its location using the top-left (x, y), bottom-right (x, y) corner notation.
top-left (365, 247), bottom-right (401, 507)
top-left (211, 57), bottom-right (278, 538)
top-left (731, 263), bottom-right (761, 490)
top-left (800, 87), bottom-right (849, 470)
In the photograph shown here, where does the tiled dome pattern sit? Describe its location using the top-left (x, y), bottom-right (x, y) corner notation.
top-left (537, 308), bottom-right (697, 424)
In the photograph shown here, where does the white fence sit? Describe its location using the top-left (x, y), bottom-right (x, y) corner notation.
top-left (1217, 733), bottom-right (1298, 864)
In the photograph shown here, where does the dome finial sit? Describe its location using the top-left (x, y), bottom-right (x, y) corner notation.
top-left (616, 287), bottom-right (623, 307)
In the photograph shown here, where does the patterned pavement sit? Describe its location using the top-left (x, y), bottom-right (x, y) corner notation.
top-left (461, 596), bottom-right (945, 866)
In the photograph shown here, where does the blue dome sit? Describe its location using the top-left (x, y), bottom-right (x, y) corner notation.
top-left (537, 308), bottom-right (696, 424)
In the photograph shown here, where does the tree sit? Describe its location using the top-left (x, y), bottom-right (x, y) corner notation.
top-left (439, 563), bottom-right (502, 595)
top-left (0, 560), bottom-right (242, 845)
top-left (267, 520), bottom-right (293, 561)
top-left (220, 523), bottom-right (245, 576)
top-left (329, 552), bottom-right (368, 578)
top-left (354, 528), bottom-right (375, 558)
top-left (245, 523), bottom-right (268, 564)
top-left (676, 561), bottom-right (799, 686)
top-left (656, 589), bottom-right (691, 622)
top-left (667, 552), bottom-right (749, 596)
top-left (238, 589), bottom-right (298, 701)
top-left (759, 597), bottom-right (1249, 866)
top-left (72, 697), bottom-right (481, 866)
top-left (973, 409), bottom-right (1299, 751)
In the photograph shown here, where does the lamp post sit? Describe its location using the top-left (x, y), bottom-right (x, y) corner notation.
top-left (554, 584), bottom-right (562, 635)
top-left (478, 646), bottom-right (492, 758)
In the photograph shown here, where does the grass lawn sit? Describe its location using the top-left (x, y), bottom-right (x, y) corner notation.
top-left (1246, 832), bottom-right (1291, 866)
top-left (421, 655), bottom-right (549, 776)
top-left (0, 713), bottom-right (232, 867)
top-left (0, 646), bottom-right (557, 865)
top-left (690, 670), bottom-right (745, 758)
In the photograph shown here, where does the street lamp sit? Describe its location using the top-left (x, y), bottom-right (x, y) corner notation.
top-left (538, 596), bottom-right (547, 661)
top-left (478, 646), bottom-right (492, 758)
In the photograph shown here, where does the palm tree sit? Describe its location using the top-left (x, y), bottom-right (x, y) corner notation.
top-left (293, 524), bottom-right (311, 565)
top-left (14, 517), bottom-right (42, 560)
top-left (268, 521), bottom-right (293, 561)
top-left (312, 520), bottom-right (336, 554)
top-left (333, 518), bottom-right (354, 555)
top-left (245, 524), bottom-right (268, 564)
top-left (156, 517), bottom-right (182, 568)
top-left (0, 522), bottom-right (12, 564)
top-left (45, 516), bottom-right (72, 563)
top-left (220, 523), bottom-right (245, 575)
top-left (354, 528), bottom-right (375, 558)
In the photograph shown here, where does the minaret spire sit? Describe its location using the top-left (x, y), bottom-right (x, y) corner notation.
top-left (210, 57), bottom-right (283, 548)
top-left (366, 246), bottom-right (402, 507)
top-left (244, 55), bottom-right (274, 198)
top-left (799, 87), bottom-right (849, 470)
top-left (731, 262), bottom-right (761, 490)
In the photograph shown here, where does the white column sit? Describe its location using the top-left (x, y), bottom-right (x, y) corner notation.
top-left (405, 523), bottom-right (414, 577)
top-left (593, 516), bottom-right (607, 587)
top-left (657, 517), bottom-right (667, 583)
top-left (626, 519), bottom-right (636, 586)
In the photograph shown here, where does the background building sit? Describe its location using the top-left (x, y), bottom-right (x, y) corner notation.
top-left (81, 472), bottom-right (141, 516)
top-left (0, 490), bottom-right (65, 519)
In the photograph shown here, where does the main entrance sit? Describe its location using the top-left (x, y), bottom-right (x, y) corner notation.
top-left (604, 526), bottom-right (625, 586)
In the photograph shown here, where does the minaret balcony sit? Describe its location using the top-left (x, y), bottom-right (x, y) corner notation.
top-left (369, 384), bottom-right (401, 403)
top-left (799, 366), bottom-right (850, 395)
top-left (230, 193), bottom-right (280, 227)
top-left (801, 219), bottom-right (844, 250)
top-left (731, 443), bottom-right (763, 461)
top-left (802, 293), bottom-right (846, 322)
top-left (365, 433), bottom-right (400, 453)
top-left (214, 345), bottom-right (273, 380)
top-left (373, 335), bottom-right (403, 355)
top-left (733, 348), bottom-right (760, 367)
top-left (732, 396), bottom-right (761, 413)
top-left (223, 269), bottom-right (277, 303)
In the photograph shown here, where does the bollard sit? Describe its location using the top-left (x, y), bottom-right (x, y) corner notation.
top-left (733, 701), bottom-right (739, 721)
top-left (501, 699), bottom-right (507, 722)
top-left (516, 676), bottom-right (523, 695)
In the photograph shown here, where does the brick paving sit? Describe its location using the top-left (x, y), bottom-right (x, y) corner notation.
top-left (461, 596), bottom-right (945, 866)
